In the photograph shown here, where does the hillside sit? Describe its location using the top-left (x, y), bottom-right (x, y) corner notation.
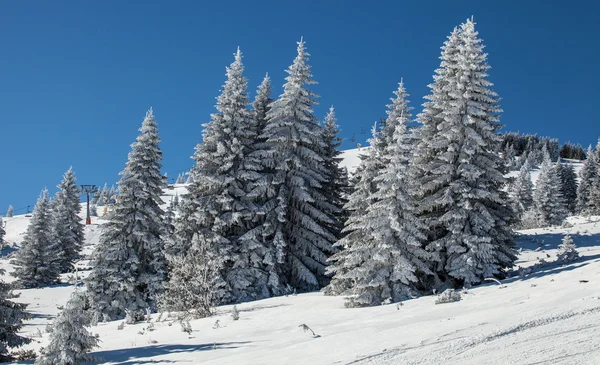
top-left (1, 158), bottom-right (598, 364)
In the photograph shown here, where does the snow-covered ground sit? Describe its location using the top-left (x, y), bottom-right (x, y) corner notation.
top-left (1, 158), bottom-right (598, 365)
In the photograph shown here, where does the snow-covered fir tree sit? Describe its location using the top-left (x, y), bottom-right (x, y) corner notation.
top-left (239, 72), bottom-right (286, 296)
top-left (51, 167), bottom-right (84, 273)
top-left (412, 19), bottom-right (516, 287)
top-left (85, 109), bottom-right (168, 321)
top-left (589, 141), bottom-right (600, 214)
top-left (259, 38), bottom-right (336, 291)
top-left (319, 106), bottom-right (349, 243)
top-left (168, 48), bottom-right (271, 303)
top-left (11, 190), bottom-right (61, 288)
top-left (557, 160), bottom-right (578, 214)
top-left (576, 145), bottom-right (597, 214)
top-left (107, 185), bottom-right (117, 204)
top-left (0, 268), bottom-right (30, 359)
top-left (0, 217), bottom-right (5, 249)
top-left (509, 159), bottom-right (534, 220)
top-left (36, 292), bottom-right (99, 365)
top-left (504, 143), bottom-right (517, 171)
top-left (533, 154), bottom-right (567, 226)
top-left (556, 234), bottom-right (579, 263)
top-left (325, 126), bottom-right (382, 296)
top-left (5, 205), bottom-right (13, 218)
top-left (342, 88), bottom-right (435, 307)
top-left (93, 184), bottom-right (108, 206)
top-left (176, 173), bottom-right (185, 184)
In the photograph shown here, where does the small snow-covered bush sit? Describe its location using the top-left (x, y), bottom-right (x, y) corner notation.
top-left (557, 234), bottom-right (579, 263)
top-left (10, 349), bottom-right (37, 361)
top-left (434, 289), bottom-right (461, 305)
top-left (519, 208), bottom-right (547, 229)
top-left (180, 320), bottom-right (192, 334)
top-left (124, 309), bottom-right (144, 324)
top-left (231, 305), bottom-right (239, 321)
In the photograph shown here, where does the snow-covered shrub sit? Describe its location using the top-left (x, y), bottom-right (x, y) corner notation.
top-left (10, 349), bottom-right (36, 361)
top-left (124, 309), bottom-right (144, 325)
top-left (180, 321), bottom-right (192, 334)
top-left (231, 305), bottom-right (239, 321)
top-left (556, 234), bottom-right (579, 263)
top-left (520, 208), bottom-right (547, 229)
top-left (434, 289), bottom-right (461, 305)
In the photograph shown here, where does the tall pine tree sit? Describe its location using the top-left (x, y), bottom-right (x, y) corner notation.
top-left (11, 190), bottom-right (61, 288)
top-left (589, 141), bottom-right (600, 214)
top-left (412, 19), bottom-right (516, 287)
top-left (509, 159), bottom-right (534, 220)
top-left (576, 145), bottom-right (597, 214)
top-left (168, 48), bottom-right (271, 303)
top-left (557, 160), bottom-right (578, 214)
top-left (0, 217), bottom-right (5, 249)
top-left (533, 154), bottom-right (567, 226)
top-left (320, 106), bottom-right (349, 243)
top-left (0, 268), bottom-right (30, 358)
top-left (260, 39), bottom-right (336, 291)
top-left (86, 109), bottom-right (168, 321)
top-left (325, 126), bottom-right (381, 296)
top-left (51, 167), bottom-right (85, 273)
top-left (341, 82), bottom-right (435, 306)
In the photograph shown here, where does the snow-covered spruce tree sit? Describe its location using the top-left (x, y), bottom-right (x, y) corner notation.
top-left (590, 141), bottom-right (600, 214)
top-left (51, 167), bottom-right (85, 273)
top-left (504, 143), bottom-right (517, 171)
top-left (168, 49), bottom-right (271, 303)
top-left (557, 160), bottom-right (578, 214)
top-left (533, 155), bottom-right (567, 226)
top-left (576, 145), bottom-right (597, 214)
top-left (259, 39), bottom-right (336, 291)
top-left (344, 100), bottom-right (435, 307)
top-left (95, 184), bottom-right (108, 206)
top-left (509, 159), bottom-right (534, 220)
top-left (412, 20), bottom-right (516, 287)
top-left (11, 190), bottom-right (61, 288)
top-left (0, 217), bottom-right (5, 249)
top-left (319, 106), bottom-right (349, 243)
top-left (0, 268), bottom-right (30, 359)
top-left (325, 126), bottom-right (382, 296)
top-left (85, 109), bottom-right (168, 321)
top-left (5, 205), bottom-right (13, 218)
top-left (556, 234), bottom-right (579, 263)
top-left (35, 292), bottom-right (99, 365)
top-left (107, 185), bottom-right (117, 204)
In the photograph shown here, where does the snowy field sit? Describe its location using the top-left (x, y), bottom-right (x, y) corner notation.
top-left (1, 159), bottom-right (599, 365)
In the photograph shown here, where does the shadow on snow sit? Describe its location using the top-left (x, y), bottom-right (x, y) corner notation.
top-left (91, 342), bottom-right (252, 365)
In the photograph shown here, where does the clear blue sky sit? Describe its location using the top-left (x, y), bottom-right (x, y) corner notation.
top-left (0, 0), bottom-right (598, 215)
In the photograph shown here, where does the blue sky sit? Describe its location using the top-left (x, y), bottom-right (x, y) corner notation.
top-left (0, 0), bottom-right (598, 215)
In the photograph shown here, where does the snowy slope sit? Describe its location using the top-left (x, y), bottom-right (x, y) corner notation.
top-left (1, 154), bottom-right (599, 365)
top-left (339, 146), bottom-right (370, 174)
top-left (3, 215), bottom-right (600, 365)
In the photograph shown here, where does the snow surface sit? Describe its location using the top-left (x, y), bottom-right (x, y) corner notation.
top-left (1, 159), bottom-right (599, 364)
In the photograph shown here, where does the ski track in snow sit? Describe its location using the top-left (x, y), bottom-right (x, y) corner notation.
top-left (352, 303), bottom-right (600, 365)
